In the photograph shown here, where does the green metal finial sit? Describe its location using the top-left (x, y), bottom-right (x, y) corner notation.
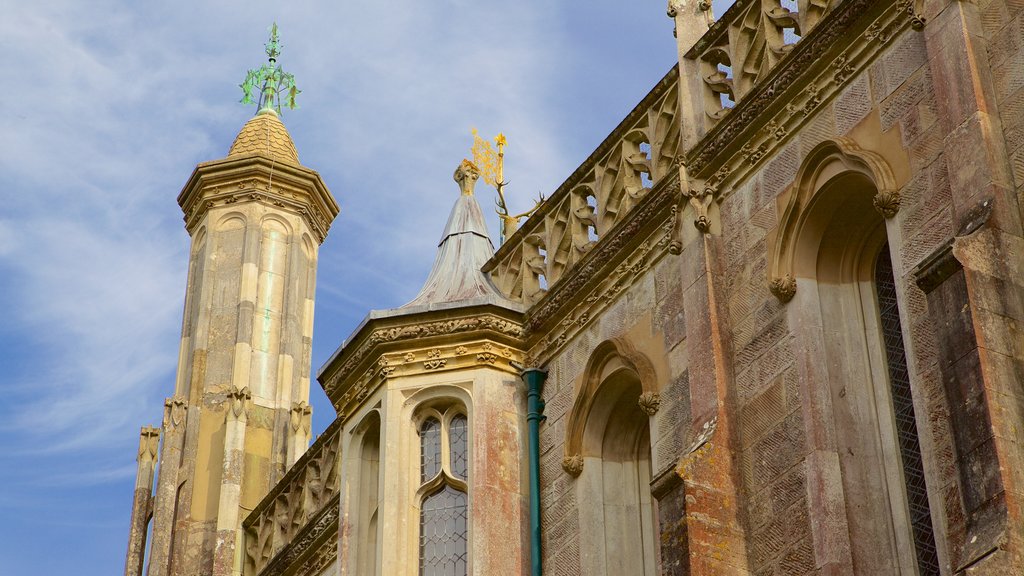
top-left (239, 23), bottom-right (301, 114)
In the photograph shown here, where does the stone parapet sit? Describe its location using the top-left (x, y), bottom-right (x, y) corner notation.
top-left (242, 417), bottom-right (342, 576)
top-left (483, 65), bottom-right (682, 304)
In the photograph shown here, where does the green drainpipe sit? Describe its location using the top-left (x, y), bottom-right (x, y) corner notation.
top-left (522, 367), bottom-right (547, 576)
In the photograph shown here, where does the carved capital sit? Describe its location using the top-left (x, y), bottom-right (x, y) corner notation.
top-left (769, 275), bottom-right (797, 303)
top-left (873, 189), bottom-right (901, 219)
top-left (562, 454), bottom-right (584, 477)
top-left (163, 396), bottom-right (187, 431)
top-left (638, 392), bottom-right (661, 416)
top-left (290, 401), bottom-right (312, 434)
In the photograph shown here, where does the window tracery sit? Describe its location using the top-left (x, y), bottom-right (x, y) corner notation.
top-left (417, 407), bottom-right (469, 576)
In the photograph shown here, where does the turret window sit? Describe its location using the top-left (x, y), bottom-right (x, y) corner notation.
top-left (417, 407), bottom-right (469, 576)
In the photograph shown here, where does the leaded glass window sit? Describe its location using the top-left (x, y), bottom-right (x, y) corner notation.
top-left (420, 485), bottom-right (468, 576)
top-left (875, 245), bottom-right (940, 575)
top-left (421, 418), bottom-right (441, 482)
top-left (449, 414), bottom-right (468, 480)
top-left (417, 407), bottom-right (469, 576)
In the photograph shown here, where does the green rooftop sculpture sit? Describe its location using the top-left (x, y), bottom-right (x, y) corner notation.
top-left (240, 23), bottom-right (301, 114)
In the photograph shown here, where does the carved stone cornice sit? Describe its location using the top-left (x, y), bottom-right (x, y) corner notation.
top-left (255, 493), bottom-right (339, 576)
top-left (522, 180), bottom-right (679, 365)
top-left (318, 305), bottom-right (526, 414)
top-left (177, 155), bottom-right (339, 243)
top-left (684, 0), bottom-right (910, 183)
top-left (327, 339), bottom-right (522, 420)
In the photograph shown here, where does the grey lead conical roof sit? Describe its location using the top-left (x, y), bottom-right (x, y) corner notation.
top-left (402, 166), bottom-right (507, 308)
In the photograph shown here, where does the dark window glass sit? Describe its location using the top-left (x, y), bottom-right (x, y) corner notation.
top-left (421, 418), bottom-right (441, 482)
top-left (419, 485), bottom-right (468, 576)
top-left (875, 245), bottom-right (940, 575)
top-left (449, 414), bottom-right (468, 480)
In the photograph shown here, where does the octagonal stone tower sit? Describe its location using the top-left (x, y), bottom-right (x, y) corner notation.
top-left (125, 108), bottom-right (339, 576)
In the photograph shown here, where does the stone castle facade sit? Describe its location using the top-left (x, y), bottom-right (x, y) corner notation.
top-left (125, 1), bottom-right (1024, 574)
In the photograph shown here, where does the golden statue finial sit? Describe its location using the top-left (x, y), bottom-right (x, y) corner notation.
top-left (470, 129), bottom-right (543, 244)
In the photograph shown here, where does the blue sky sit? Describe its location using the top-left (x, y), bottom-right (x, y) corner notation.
top-left (0, 1), bottom-right (731, 573)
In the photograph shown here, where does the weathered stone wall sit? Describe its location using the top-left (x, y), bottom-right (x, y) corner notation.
top-left (532, 1), bottom-right (1024, 574)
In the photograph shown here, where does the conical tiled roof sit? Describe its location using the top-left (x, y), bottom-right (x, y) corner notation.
top-left (402, 161), bottom-right (508, 308)
top-left (227, 109), bottom-right (300, 164)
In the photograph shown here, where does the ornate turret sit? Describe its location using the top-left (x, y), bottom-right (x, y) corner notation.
top-left (316, 159), bottom-right (528, 575)
top-left (125, 26), bottom-right (339, 576)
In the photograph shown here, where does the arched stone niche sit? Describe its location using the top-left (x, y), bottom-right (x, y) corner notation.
top-left (562, 337), bottom-right (660, 476)
top-left (767, 138), bottom-right (901, 303)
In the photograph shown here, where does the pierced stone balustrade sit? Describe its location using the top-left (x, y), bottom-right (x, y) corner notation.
top-left (484, 66), bottom-right (681, 304)
top-left (243, 419), bottom-right (341, 576)
top-left (688, 0), bottom-right (837, 129)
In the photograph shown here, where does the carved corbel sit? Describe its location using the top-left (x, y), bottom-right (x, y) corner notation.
top-left (897, 0), bottom-right (926, 30)
top-left (769, 275), bottom-right (797, 303)
top-left (686, 179), bottom-right (717, 233)
top-left (290, 401), bottom-right (312, 435)
top-left (163, 396), bottom-right (187, 431)
top-left (562, 454), bottom-right (584, 477)
top-left (873, 189), bottom-right (901, 219)
top-left (227, 386), bottom-right (252, 422)
top-left (638, 392), bottom-right (661, 416)
top-left (139, 426), bottom-right (161, 462)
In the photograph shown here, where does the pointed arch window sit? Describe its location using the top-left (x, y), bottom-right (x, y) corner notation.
top-left (418, 408), bottom-right (469, 576)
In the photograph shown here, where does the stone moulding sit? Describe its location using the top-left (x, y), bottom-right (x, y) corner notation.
top-left (767, 138), bottom-right (900, 303)
top-left (768, 275), bottom-right (797, 303)
top-left (912, 240), bottom-right (958, 294)
top-left (525, 195), bottom-right (680, 366)
top-left (328, 339), bottom-right (521, 420)
top-left (684, 0), bottom-right (907, 179)
top-left (872, 189), bottom-right (901, 219)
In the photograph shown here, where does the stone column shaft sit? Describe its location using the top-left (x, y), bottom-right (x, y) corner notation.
top-left (125, 426), bottom-right (161, 576)
top-left (213, 387), bottom-right (251, 575)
